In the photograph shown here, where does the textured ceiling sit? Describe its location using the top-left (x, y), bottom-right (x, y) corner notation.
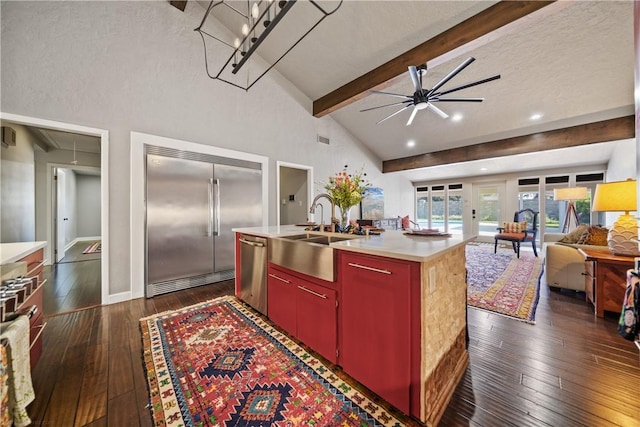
top-left (198, 0), bottom-right (634, 182)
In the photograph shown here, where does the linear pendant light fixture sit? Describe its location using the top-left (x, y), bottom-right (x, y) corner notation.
top-left (195, 0), bottom-right (343, 91)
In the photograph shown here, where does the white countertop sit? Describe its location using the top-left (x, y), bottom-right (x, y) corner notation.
top-left (233, 226), bottom-right (475, 262)
top-left (0, 241), bottom-right (47, 264)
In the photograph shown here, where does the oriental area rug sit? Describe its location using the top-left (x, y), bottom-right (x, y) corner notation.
top-left (465, 244), bottom-right (543, 324)
top-left (82, 242), bottom-right (101, 254)
top-left (140, 296), bottom-right (406, 426)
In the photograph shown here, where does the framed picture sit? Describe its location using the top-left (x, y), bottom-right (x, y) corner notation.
top-left (360, 187), bottom-right (384, 220)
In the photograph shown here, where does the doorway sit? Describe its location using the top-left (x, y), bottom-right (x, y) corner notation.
top-left (472, 182), bottom-right (506, 241)
top-left (277, 161), bottom-right (313, 226)
top-left (0, 112), bottom-right (109, 310)
top-left (52, 166), bottom-right (102, 265)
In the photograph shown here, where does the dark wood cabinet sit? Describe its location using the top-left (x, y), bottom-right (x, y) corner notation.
top-left (339, 251), bottom-right (419, 415)
top-left (583, 260), bottom-right (595, 305)
top-left (1, 246), bottom-right (46, 369)
top-left (579, 248), bottom-right (634, 317)
top-left (267, 263), bottom-right (338, 364)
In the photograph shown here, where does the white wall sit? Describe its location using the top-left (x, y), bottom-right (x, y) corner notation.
top-left (76, 174), bottom-right (101, 237)
top-left (0, 2), bottom-right (413, 297)
top-left (0, 123), bottom-right (36, 243)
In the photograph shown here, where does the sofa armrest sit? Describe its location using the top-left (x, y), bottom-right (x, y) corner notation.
top-left (544, 233), bottom-right (566, 243)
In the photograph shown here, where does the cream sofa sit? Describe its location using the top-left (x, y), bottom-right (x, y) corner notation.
top-left (543, 233), bottom-right (610, 291)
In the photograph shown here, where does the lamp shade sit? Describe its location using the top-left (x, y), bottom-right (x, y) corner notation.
top-left (553, 187), bottom-right (588, 201)
top-left (592, 179), bottom-right (637, 213)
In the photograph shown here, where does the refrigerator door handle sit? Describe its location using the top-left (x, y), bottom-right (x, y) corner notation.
top-left (207, 179), bottom-right (214, 237)
top-left (214, 178), bottom-right (221, 236)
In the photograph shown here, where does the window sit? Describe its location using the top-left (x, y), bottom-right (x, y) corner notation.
top-left (416, 187), bottom-right (429, 227)
top-left (415, 184), bottom-right (463, 233)
top-left (448, 185), bottom-right (463, 235)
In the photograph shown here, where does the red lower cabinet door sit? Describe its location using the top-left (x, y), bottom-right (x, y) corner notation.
top-left (340, 252), bottom-right (412, 414)
top-left (296, 281), bottom-right (337, 364)
top-left (267, 267), bottom-right (297, 336)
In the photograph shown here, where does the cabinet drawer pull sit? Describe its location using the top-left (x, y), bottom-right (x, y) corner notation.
top-left (297, 285), bottom-right (327, 299)
top-left (347, 262), bottom-right (392, 275)
top-left (268, 273), bottom-right (290, 284)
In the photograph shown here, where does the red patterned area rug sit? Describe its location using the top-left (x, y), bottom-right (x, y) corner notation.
top-left (465, 244), bottom-right (543, 324)
top-left (140, 296), bottom-right (406, 426)
top-left (82, 242), bottom-right (101, 254)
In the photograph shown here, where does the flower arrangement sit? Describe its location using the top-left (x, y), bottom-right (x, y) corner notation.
top-left (325, 165), bottom-right (370, 228)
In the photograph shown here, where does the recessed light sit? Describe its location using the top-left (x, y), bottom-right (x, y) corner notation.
top-left (530, 113), bottom-right (543, 121)
top-left (451, 113), bottom-right (463, 122)
top-left (407, 140), bottom-right (416, 148)
top-left (480, 167), bottom-right (488, 172)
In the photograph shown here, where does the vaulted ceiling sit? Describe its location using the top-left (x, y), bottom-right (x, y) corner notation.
top-left (189, 1), bottom-right (635, 182)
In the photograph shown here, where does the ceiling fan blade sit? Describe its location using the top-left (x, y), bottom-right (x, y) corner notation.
top-left (408, 66), bottom-right (422, 93)
top-left (427, 57), bottom-right (475, 96)
top-left (431, 98), bottom-right (484, 102)
top-left (406, 106), bottom-right (419, 126)
top-left (370, 90), bottom-right (413, 99)
top-left (434, 75), bottom-right (501, 97)
top-left (376, 104), bottom-right (413, 124)
top-left (360, 100), bottom-right (412, 112)
top-left (426, 102), bottom-right (449, 119)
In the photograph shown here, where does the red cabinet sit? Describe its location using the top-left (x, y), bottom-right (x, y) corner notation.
top-left (296, 280), bottom-right (337, 363)
top-left (339, 251), bottom-right (419, 415)
top-left (267, 265), bottom-right (297, 336)
top-left (267, 263), bottom-right (338, 364)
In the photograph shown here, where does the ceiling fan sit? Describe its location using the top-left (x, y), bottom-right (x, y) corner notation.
top-left (361, 57), bottom-right (501, 126)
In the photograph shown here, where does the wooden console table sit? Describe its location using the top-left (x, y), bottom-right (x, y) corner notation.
top-left (578, 248), bottom-right (634, 318)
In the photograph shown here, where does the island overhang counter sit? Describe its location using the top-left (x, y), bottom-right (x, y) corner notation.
top-left (233, 227), bottom-right (474, 426)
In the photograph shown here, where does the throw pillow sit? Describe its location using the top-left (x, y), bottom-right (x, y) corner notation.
top-left (401, 215), bottom-right (410, 229)
top-left (502, 221), bottom-right (527, 233)
top-left (559, 224), bottom-right (590, 243)
top-left (577, 226), bottom-right (609, 246)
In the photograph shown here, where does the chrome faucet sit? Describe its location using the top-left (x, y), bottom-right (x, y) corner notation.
top-left (310, 193), bottom-right (337, 232)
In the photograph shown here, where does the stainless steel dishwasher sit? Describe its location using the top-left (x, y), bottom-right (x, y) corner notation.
top-left (238, 234), bottom-right (268, 315)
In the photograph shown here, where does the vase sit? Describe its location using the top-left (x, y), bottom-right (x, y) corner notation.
top-left (339, 206), bottom-right (352, 230)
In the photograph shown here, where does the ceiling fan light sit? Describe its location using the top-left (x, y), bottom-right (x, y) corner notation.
top-left (416, 102), bottom-right (428, 110)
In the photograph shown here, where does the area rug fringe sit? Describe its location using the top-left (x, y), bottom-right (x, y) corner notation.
top-left (140, 295), bottom-right (406, 426)
top-left (466, 245), bottom-right (543, 324)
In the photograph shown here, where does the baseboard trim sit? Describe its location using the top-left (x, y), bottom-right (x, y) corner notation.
top-left (108, 291), bottom-right (131, 305)
top-left (65, 236), bottom-right (102, 252)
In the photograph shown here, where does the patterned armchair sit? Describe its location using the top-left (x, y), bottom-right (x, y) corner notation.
top-left (494, 209), bottom-right (539, 258)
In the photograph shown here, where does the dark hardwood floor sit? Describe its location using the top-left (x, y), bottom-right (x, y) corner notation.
top-left (42, 241), bottom-right (101, 316)
top-left (28, 274), bottom-right (639, 426)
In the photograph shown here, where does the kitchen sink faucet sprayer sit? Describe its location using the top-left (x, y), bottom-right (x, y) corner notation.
top-left (310, 193), bottom-right (338, 233)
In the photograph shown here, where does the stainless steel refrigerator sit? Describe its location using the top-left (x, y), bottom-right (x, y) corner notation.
top-left (145, 147), bottom-right (262, 297)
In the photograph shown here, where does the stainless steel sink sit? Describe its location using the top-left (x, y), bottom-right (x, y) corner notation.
top-left (269, 233), bottom-right (361, 282)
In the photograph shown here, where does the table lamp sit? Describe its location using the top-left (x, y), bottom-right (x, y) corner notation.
top-left (591, 179), bottom-right (639, 256)
top-left (553, 187), bottom-right (588, 233)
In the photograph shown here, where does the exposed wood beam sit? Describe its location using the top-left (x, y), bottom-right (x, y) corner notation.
top-left (382, 115), bottom-right (635, 173)
top-left (170, 1), bottom-right (188, 12)
top-left (312, 1), bottom-right (558, 118)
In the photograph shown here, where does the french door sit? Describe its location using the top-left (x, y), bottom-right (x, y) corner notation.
top-left (472, 182), bottom-right (505, 239)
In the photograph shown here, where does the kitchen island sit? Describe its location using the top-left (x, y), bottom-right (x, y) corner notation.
top-left (233, 226), bottom-right (473, 426)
